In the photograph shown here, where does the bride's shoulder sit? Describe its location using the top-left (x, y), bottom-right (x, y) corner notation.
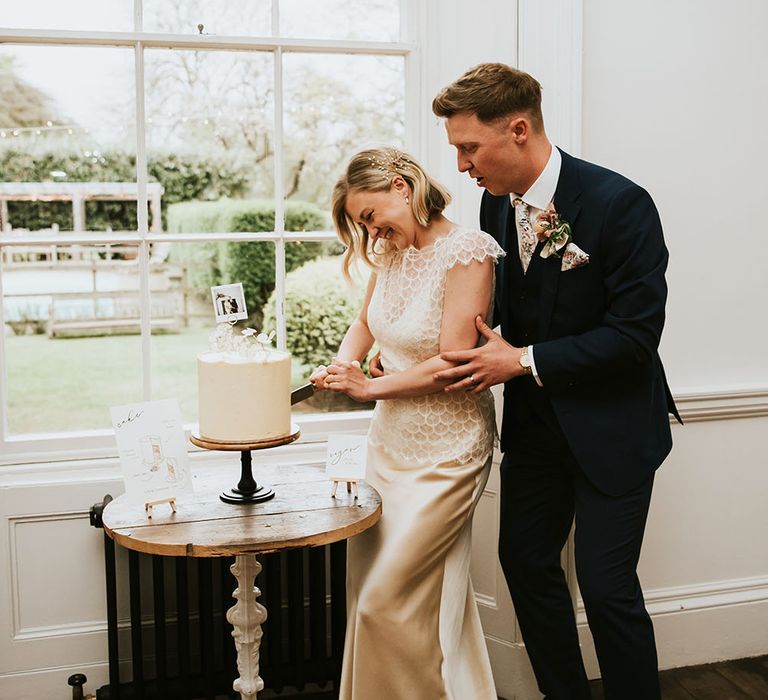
top-left (446, 226), bottom-right (504, 264)
top-left (454, 226), bottom-right (498, 242)
top-left (440, 227), bottom-right (505, 269)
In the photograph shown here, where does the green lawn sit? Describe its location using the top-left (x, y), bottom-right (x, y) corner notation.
top-left (4, 324), bottom-right (316, 435)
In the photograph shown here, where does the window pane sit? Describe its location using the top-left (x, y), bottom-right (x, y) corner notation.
top-left (282, 247), bottom-right (374, 415)
top-left (0, 46), bottom-right (137, 232)
top-left (143, 0), bottom-right (271, 37)
top-left (279, 0), bottom-right (400, 42)
top-left (2, 244), bottom-right (143, 435)
top-left (283, 53), bottom-right (405, 207)
top-left (280, 53), bottom-right (403, 416)
top-left (150, 240), bottom-right (280, 427)
top-left (144, 49), bottom-right (275, 221)
top-left (1, 0), bottom-right (134, 32)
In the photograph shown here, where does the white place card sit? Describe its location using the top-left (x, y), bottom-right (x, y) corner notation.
top-left (111, 399), bottom-right (193, 503)
top-left (325, 434), bottom-right (368, 481)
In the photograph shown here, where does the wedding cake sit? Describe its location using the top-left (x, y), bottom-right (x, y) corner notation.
top-left (197, 326), bottom-right (292, 442)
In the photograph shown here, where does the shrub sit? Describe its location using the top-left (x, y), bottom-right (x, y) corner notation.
top-left (262, 256), bottom-right (369, 370)
top-left (166, 199), bottom-right (329, 323)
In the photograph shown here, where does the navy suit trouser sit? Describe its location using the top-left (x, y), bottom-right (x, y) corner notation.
top-left (498, 438), bottom-right (660, 700)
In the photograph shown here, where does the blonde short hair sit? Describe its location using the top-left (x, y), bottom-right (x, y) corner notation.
top-left (432, 62), bottom-right (544, 131)
top-left (331, 147), bottom-right (451, 278)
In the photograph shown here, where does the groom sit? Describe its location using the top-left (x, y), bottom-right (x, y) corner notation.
top-left (431, 63), bottom-right (681, 699)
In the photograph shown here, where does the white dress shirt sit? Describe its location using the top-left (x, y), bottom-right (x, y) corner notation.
top-left (509, 144), bottom-right (562, 387)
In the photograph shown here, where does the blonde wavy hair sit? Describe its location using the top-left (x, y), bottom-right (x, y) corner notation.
top-left (331, 147), bottom-right (451, 279)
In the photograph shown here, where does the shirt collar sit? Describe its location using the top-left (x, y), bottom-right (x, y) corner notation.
top-left (509, 144), bottom-right (561, 211)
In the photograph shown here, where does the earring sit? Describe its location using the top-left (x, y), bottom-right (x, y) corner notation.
top-left (405, 196), bottom-right (410, 205)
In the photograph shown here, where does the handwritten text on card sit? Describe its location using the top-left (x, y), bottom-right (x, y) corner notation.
top-left (325, 434), bottom-right (368, 481)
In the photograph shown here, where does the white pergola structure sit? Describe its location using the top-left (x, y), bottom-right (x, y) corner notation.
top-left (0, 181), bottom-right (164, 233)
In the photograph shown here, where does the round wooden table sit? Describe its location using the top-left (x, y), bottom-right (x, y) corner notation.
top-left (102, 461), bottom-right (381, 700)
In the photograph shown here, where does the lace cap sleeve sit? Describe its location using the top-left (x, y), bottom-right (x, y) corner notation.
top-left (441, 228), bottom-right (506, 270)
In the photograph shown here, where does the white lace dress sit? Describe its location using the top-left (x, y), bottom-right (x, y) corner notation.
top-left (339, 227), bottom-right (504, 700)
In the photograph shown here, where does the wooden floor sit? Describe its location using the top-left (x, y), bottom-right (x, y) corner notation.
top-left (588, 655), bottom-right (768, 699)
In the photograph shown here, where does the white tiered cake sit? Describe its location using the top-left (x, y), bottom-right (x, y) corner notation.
top-left (197, 327), bottom-right (292, 443)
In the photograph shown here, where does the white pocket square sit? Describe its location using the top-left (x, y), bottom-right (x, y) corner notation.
top-left (560, 242), bottom-right (590, 271)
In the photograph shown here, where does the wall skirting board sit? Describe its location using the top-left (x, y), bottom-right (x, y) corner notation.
top-left (575, 575), bottom-right (768, 674)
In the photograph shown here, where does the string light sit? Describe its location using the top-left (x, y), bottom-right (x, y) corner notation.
top-left (0, 124), bottom-right (82, 135)
top-left (0, 113), bottom-right (271, 140)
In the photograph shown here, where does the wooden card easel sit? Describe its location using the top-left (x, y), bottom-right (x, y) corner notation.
top-left (331, 480), bottom-right (359, 499)
top-left (145, 497), bottom-right (177, 518)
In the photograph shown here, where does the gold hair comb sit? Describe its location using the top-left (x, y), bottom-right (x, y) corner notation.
top-left (368, 150), bottom-right (411, 182)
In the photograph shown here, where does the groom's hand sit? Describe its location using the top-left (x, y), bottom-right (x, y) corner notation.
top-left (435, 316), bottom-right (524, 393)
top-left (368, 351), bottom-right (385, 378)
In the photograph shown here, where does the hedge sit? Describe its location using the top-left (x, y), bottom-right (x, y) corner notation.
top-left (0, 149), bottom-right (249, 231)
top-left (167, 198), bottom-right (335, 323)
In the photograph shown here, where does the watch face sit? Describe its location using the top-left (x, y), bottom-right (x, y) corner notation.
top-left (520, 353), bottom-right (532, 368)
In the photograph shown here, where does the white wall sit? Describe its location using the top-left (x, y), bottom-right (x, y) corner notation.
top-left (582, 0), bottom-right (768, 391)
top-left (576, 0), bottom-right (768, 678)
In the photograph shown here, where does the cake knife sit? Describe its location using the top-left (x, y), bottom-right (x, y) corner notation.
top-left (290, 383), bottom-right (315, 405)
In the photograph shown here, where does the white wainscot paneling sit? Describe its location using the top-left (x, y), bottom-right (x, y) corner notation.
top-left (10, 513), bottom-right (107, 638)
top-left (472, 453), bottom-right (541, 700)
top-left (0, 465), bottom-right (124, 699)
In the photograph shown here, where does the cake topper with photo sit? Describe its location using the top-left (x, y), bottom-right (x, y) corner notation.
top-left (211, 282), bottom-right (248, 323)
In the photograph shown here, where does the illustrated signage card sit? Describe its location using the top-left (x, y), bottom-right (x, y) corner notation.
top-left (211, 282), bottom-right (248, 323)
top-left (325, 434), bottom-right (368, 481)
top-left (111, 399), bottom-right (193, 503)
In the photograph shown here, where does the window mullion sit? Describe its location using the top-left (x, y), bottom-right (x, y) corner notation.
top-left (134, 38), bottom-right (152, 400)
top-left (0, 29), bottom-right (415, 55)
top-left (133, 0), bottom-right (143, 32)
top-left (273, 46), bottom-right (286, 351)
top-left (0, 256), bottom-right (8, 442)
top-left (271, 0), bottom-right (280, 36)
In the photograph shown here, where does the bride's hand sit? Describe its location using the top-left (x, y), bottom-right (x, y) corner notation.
top-left (324, 360), bottom-right (371, 401)
top-left (309, 364), bottom-right (329, 390)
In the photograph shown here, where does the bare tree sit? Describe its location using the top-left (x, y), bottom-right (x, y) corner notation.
top-left (0, 55), bottom-right (63, 128)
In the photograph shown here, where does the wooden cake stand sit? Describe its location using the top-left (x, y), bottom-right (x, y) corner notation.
top-left (190, 424), bottom-right (301, 504)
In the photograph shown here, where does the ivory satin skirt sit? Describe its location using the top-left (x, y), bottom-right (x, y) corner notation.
top-left (338, 441), bottom-right (497, 700)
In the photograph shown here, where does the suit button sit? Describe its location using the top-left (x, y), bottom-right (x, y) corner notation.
top-left (519, 293), bottom-right (526, 301)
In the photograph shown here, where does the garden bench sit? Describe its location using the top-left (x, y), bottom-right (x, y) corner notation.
top-left (46, 289), bottom-right (183, 338)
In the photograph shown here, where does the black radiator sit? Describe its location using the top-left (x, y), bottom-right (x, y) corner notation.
top-left (89, 496), bottom-right (346, 700)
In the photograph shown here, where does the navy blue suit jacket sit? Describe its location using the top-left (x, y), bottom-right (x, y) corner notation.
top-left (482, 149), bottom-right (680, 496)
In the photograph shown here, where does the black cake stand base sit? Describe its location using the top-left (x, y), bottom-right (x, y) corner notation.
top-left (190, 425), bottom-right (301, 505)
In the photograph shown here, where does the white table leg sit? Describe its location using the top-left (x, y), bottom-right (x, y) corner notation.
top-left (227, 554), bottom-right (268, 699)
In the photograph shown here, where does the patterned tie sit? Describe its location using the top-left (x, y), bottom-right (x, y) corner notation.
top-left (513, 198), bottom-right (537, 273)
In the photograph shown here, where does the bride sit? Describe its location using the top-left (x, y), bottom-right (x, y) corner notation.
top-left (310, 147), bottom-right (503, 700)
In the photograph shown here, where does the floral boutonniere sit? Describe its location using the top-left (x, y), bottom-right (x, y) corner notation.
top-left (533, 205), bottom-right (572, 259)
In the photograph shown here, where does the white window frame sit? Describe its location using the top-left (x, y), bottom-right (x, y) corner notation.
top-left (0, 0), bottom-right (581, 468)
top-left (0, 1), bottom-right (419, 465)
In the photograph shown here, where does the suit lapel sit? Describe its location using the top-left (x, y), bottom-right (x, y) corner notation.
top-left (538, 149), bottom-right (583, 340)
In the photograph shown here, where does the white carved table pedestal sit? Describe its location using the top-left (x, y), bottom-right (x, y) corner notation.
top-left (228, 555), bottom-right (267, 699)
top-left (101, 461), bottom-right (381, 700)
